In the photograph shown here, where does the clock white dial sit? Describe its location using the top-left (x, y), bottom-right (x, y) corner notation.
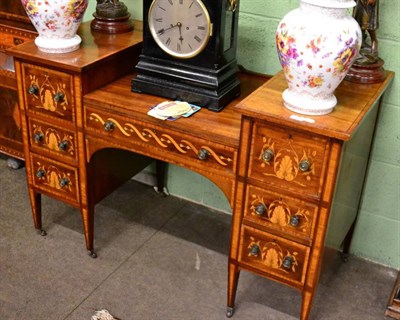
top-left (148, 0), bottom-right (212, 59)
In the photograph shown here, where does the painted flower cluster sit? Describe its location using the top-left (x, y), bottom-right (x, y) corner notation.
top-left (276, 22), bottom-right (360, 90)
top-left (21, 0), bottom-right (87, 35)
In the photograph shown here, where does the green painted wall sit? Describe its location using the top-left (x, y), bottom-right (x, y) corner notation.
top-left (84, 0), bottom-right (399, 269)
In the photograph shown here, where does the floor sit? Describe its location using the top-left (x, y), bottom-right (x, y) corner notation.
top-left (0, 155), bottom-right (398, 320)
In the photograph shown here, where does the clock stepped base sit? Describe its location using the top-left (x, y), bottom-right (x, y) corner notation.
top-left (132, 75), bottom-right (240, 112)
top-left (132, 57), bottom-right (241, 112)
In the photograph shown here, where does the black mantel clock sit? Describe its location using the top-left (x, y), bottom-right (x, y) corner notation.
top-left (131, 0), bottom-right (240, 112)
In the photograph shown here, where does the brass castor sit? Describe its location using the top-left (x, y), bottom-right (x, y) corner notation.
top-left (226, 307), bottom-right (234, 318)
top-left (37, 229), bottom-right (47, 236)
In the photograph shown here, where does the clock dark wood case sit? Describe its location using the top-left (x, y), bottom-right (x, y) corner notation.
top-left (132, 0), bottom-right (240, 111)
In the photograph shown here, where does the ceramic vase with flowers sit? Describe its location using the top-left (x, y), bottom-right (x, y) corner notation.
top-left (21, 0), bottom-right (88, 53)
top-left (276, 0), bottom-right (362, 115)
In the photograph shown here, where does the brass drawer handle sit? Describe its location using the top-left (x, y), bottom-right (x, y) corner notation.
top-left (299, 159), bottom-right (311, 172)
top-left (103, 120), bottom-right (115, 132)
top-left (290, 215), bottom-right (300, 227)
top-left (54, 92), bottom-right (65, 102)
top-left (59, 177), bottom-right (70, 188)
top-left (282, 256), bottom-right (293, 269)
top-left (58, 140), bottom-right (69, 151)
top-left (33, 132), bottom-right (44, 143)
top-left (249, 244), bottom-right (260, 257)
top-left (35, 169), bottom-right (46, 178)
top-left (255, 203), bottom-right (266, 216)
top-left (198, 148), bottom-right (210, 160)
top-left (28, 85), bottom-right (39, 96)
top-left (262, 148), bottom-right (274, 162)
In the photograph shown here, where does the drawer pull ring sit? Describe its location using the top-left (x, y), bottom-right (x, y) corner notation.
top-left (36, 169), bottom-right (46, 178)
top-left (262, 149), bottom-right (274, 162)
top-left (58, 140), bottom-right (69, 151)
top-left (290, 215), bottom-right (300, 227)
top-left (198, 148), bottom-right (210, 160)
top-left (54, 92), bottom-right (65, 102)
top-left (28, 85), bottom-right (39, 96)
top-left (33, 132), bottom-right (44, 143)
top-left (255, 203), bottom-right (266, 216)
top-left (249, 244), bottom-right (260, 257)
top-left (59, 178), bottom-right (70, 188)
top-left (283, 256), bottom-right (294, 269)
top-left (299, 159), bottom-right (311, 172)
top-left (103, 121), bottom-right (115, 132)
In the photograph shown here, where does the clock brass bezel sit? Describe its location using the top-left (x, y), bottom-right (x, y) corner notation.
top-left (148, 0), bottom-right (212, 59)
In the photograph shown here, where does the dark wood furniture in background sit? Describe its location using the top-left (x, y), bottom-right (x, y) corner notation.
top-left (0, 2), bottom-right (36, 165)
top-left (7, 21), bottom-right (395, 319)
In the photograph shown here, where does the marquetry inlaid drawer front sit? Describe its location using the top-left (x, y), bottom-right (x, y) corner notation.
top-left (22, 64), bottom-right (75, 123)
top-left (238, 225), bottom-right (310, 287)
top-left (0, 25), bottom-right (35, 49)
top-left (244, 185), bottom-right (318, 243)
top-left (84, 105), bottom-right (236, 173)
top-left (248, 122), bottom-right (329, 198)
top-left (30, 154), bottom-right (79, 203)
top-left (28, 118), bottom-right (77, 163)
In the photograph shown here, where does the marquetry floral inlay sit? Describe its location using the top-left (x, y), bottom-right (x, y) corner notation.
top-left (35, 162), bottom-right (73, 192)
top-left (259, 136), bottom-right (316, 187)
top-left (89, 113), bottom-right (233, 167)
top-left (248, 237), bottom-right (299, 273)
top-left (250, 194), bottom-right (311, 233)
top-left (29, 74), bottom-right (69, 115)
top-left (32, 124), bottom-right (75, 156)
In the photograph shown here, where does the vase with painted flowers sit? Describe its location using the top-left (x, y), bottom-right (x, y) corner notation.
top-left (276, 0), bottom-right (362, 115)
top-left (21, 0), bottom-right (88, 53)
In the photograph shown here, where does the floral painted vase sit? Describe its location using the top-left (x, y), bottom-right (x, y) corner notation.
top-left (21, 0), bottom-right (88, 53)
top-left (276, 0), bottom-right (362, 115)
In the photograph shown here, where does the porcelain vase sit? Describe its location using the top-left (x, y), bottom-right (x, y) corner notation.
top-left (276, 0), bottom-right (362, 115)
top-left (21, 0), bottom-right (88, 53)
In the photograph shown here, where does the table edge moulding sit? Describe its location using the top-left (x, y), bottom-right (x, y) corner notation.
top-left (7, 19), bottom-right (395, 320)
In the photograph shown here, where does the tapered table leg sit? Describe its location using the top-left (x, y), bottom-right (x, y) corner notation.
top-left (28, 188), bottom-right (46, 236)
top-left (227, 263), bottom-right (240, 317)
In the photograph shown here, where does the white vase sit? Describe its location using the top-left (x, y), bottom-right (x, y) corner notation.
top-left (21, 0), bottom-right (88, 53)
top-left (276, 0), bottom-right (362, 115)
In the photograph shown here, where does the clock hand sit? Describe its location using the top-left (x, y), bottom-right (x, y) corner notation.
top-left (177, 22), bottom-right (184, 44)
top-left (157, 23), bottom-right (179, 35)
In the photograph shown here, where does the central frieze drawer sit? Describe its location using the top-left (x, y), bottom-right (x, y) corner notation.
top-left (30, 153), bottom-right (79, 203)
top-left (22, 63), bottom-right (75, 123)
top-left (248, 122), bottom-right (329, 198)
top-left (84, 105), bottom-right (237, 174)
top-left (244, 184), bottom-right (318, 244)
top-left (238, 225), bottom-right (310, 288)
top-left (28, 118), bottom-right (77, 164)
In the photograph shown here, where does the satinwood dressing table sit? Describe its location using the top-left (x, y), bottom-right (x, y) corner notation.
top-left (7, 22), bottom-right (394, 320)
